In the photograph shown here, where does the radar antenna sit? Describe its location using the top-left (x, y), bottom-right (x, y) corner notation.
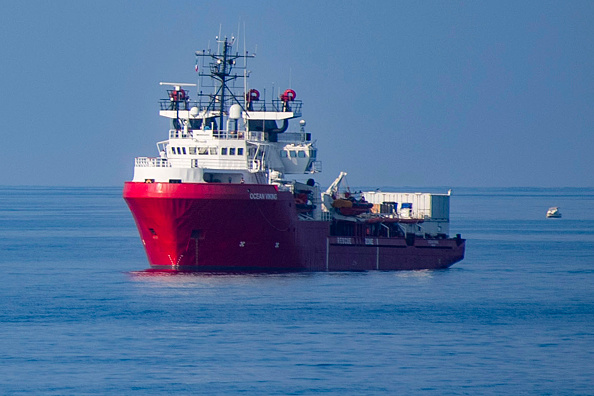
top-left (195, 36), bottom-right (255, 130)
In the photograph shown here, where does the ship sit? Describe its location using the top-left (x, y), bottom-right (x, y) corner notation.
top-left (123, 35), bottom-right (465, 272)
top-left (546, 207), bottom-right (562, 218)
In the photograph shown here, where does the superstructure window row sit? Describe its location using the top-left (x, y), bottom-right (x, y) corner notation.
top-left (170, 146), bottom-right (244, 156)
top-left (281, 150), bottom-right (308, 158)
top-left (220, 147), bottom-right (244, 156)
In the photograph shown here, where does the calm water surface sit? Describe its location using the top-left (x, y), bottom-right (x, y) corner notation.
top-left (0, 187), bottom-right (592, 394)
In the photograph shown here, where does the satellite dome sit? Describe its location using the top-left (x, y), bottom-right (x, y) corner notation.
top-left (229, 104), bottom-right (242, 119)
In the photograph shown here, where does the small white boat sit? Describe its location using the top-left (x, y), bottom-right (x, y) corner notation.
top-left (546, 207), bottom-right (562, 218)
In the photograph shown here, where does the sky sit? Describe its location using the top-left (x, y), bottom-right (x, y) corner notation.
top-left (1, 0), bottom-right (593, 188)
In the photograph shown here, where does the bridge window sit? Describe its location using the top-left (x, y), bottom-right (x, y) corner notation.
top-left (298, 151), bottom-right (306, 158)
top-left (176, 147), bottom-right (182, 155)
top-left (171, 147), bottom-right (176, 154)
top-left (209, 147), bottom-right (217, 155)
top-left (221, 148), bottom-right (227, 155)
top-left (290, 151), bottom-right (297, 158)
top-left (182, 147), bottom-right (187, 155)
top-left (229, 148), bottom-right (236, 155)
top-left (281, 151), bottom-right (288, 158)
top-left (189, 147), bottom-right (197, 155)
top-left (238, 148), bottom-right (244, 156)
top-left (198, 147), bottom-right (208, 155)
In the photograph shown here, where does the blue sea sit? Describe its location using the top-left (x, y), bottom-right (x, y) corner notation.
top-left (1, 186), bottom-right (593, 395)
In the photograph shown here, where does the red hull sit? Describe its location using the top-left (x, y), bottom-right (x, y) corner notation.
top-left (123, 182), bottom-right (465, 272)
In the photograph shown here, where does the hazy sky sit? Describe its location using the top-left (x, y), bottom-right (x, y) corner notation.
top-left (1, 1), bottom-right (592, 188)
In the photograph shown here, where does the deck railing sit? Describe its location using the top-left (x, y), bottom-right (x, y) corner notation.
top-left (167, 129), bottom-right (311, 143)
top-left (135, 157), bottom-right (171, 168)
top-left (168, 129), bottom-right (247, 140)
top-left (159, 99), bottom-right (303, 115)
top-left (135, 156), bottom-right (247, 170)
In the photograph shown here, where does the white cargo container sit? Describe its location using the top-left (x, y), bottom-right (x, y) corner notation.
top-left (361, 191), bottom-right (451, 237)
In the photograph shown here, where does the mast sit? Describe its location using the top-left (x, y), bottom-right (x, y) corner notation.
top-left (195, 36), bottom-right (254, 129)
top-left (217, 38), bottom-right (228, 130)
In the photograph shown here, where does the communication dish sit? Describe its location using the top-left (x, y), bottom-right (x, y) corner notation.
top-left (229, 104), bottom-right (242, 119)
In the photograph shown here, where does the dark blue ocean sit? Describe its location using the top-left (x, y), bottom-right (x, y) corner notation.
top-left (1, 187), bottom-right (593, 395)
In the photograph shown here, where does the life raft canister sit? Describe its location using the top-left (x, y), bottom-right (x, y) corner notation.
top-left (246, 88), bottom-right (260, 102)
top-left (280, 89), bottom-right (296, 102)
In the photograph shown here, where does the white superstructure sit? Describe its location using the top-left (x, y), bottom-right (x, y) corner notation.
top-left (132, 38), bottom-right (321, 186)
